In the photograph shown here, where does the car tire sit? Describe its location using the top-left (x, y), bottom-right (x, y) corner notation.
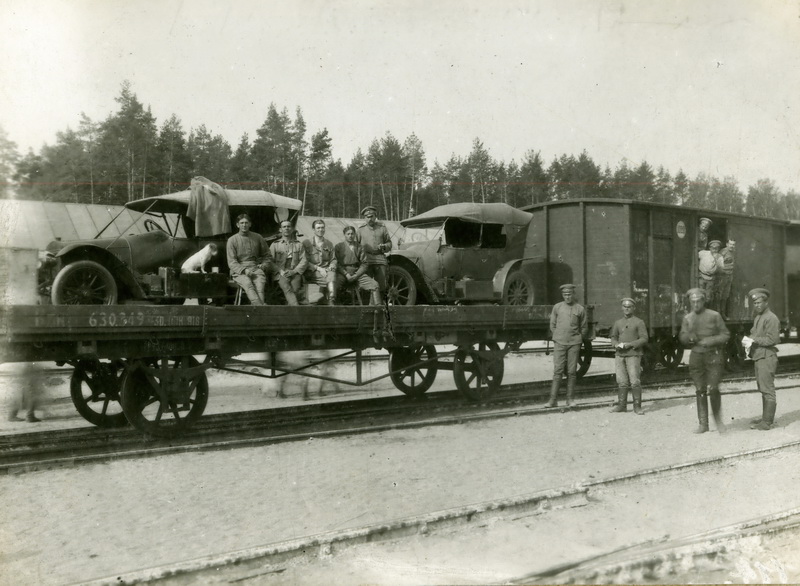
top-left (52, 260), bottom-right (118, 305)
top-left (386, 265), bottom-right (418, 306)
top-left (502, 270), bottom-right (534, 305)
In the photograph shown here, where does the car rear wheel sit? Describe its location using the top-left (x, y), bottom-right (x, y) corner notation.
top-left (503, 270), bottom-right (534, 305)
top-left (386, 265), bottom-right (418, 306)
top-left (52, 260), bottom-right (118, 305)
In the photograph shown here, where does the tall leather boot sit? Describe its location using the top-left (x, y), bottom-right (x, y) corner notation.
top-left (709, 390), bottom-right (725, 432)
top-left (327, 283), bottom-right (336, 306)
top-left (632, 385), bottom-right (644, 415)
top-left (370, 290), bottom-right (382, 306)
top-left (693, 392), bottom-right (709, 434)
top-left (751, 395), bottom-right (766, 425)
top-left (609, 386), bottom-right (628, 412)
top-left (565, 377), bottom-right (576, 408)
top-left (545, 379), bottom-right (559, 408)
top-left (752, 399), bottom-right (776, 431)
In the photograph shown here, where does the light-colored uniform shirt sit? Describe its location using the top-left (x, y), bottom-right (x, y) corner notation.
top-left (357, 222), bottom-right (392, 265)
top-left (226, 232), bottom-right (271, 277)
top-left (679, 308), bottom-right (730, 353)
top-left (609, 315), bottom-right (649, 357)
top-left (750, 309), bottom-right (780, 360)
top-left (549, 301), bottom-right (588, 346)
top-left (270, 238), bottom-right (308, 274)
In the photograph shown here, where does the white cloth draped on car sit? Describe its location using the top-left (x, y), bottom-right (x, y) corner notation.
top-left (187, 176), bottom-right (231, 236)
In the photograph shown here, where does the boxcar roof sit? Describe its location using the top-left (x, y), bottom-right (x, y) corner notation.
top-left (125, 189), bottom-right (302, 214)
top-left (520, 198), bottom-right (790, 225)
top-left (402, 202), bottom-right (533, 227)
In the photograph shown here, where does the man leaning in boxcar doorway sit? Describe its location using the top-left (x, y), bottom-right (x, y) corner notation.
top-left (747, 288), bottom-right (781, 431)
top-left (609, 298), bottom-right (648, 415)
top-left (546, 284), bottom-right (588, 409)
top-left (679, 288), bottom-right (730, 434)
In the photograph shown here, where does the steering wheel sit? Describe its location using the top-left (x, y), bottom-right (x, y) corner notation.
top-left (144, 219), bottom-right (164, 232)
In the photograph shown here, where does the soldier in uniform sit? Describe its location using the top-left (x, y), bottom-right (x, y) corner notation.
top-left (609, 298), bottom-right (649, 414)
top-left (697, 217), bottom-right (712, 250)
top-left (697, 241), bottom-right (720, 310)
top-left (717, 239), bottom-right (736, 318)
top-left (333, 225), bottom-right (381, 305)
top-left (357, 205), bottom-right (392, 297)
top-left (270, 220), bottom-right (308, 306)
top-left (747, 288), bottom-right (781, 431)
top-left (546, 284), bottom-right (588, 409)
top-left (679, 288), bottom-right (730, 433)
top-left (226, 213), bottom-right (273, 306)
top-left (302, 219), bottom-right (337, 305)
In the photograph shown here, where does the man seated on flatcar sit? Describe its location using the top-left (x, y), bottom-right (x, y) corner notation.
top-left (227, 214), bottom-right (273, 306)
top-left (302, 219), bottom-right (337, 305)
top-left (270, 220), bottom-right (309, 306)
top-left (333, 225), bottom-right (381, 306)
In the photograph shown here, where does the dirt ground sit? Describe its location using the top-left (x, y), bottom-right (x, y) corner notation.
top-left (1, 348), bottom-right (799, 585)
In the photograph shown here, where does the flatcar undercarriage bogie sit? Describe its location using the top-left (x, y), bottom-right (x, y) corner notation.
top-left (388, 345), bottom-right (439, 397)
top-left (120, 356), bottom-right (210, 437)
top-left (453, 342), bottom-right (505, 401)
top-left (70, 360), bottom-right (128, 428)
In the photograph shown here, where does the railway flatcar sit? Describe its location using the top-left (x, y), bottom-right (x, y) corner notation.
top-left (516, 199), bottom-right (798, 369)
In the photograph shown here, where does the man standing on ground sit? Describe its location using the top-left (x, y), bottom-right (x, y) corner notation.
top-left (679, 288), bottom-right (730, 434)
top-left (357, 206), bottom-right (392, 298)
top-left (609, 298), bottom-right (649, 415)
top-left (227, 214), bottom-right (272, 306)
top-left (546, 284), bottom-right (588, 409)
top-left (747, 288), bottom-right (781, 431)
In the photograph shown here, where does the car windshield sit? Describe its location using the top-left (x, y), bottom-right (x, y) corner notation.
top-left (400, 221), bottom-right (446, 245)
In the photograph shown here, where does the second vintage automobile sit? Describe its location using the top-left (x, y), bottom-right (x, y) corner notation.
top-left (386, 202), bottom-right (537, 306)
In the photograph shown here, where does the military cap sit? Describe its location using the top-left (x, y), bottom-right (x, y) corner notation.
top-left (699, 217), bottom-right (712, 225)
top-left (687, 287), bottom-right (706, 300)
top-left (748, 288), bottom-right (770, 301)
top-left (708, 240), bottom-right (722, 247)
top-left (621, 297), bottom-right (636, 306)
top-left (559, 284), bottom-right (576, 292)
top-left (360, 205), bottom-right (378, 216)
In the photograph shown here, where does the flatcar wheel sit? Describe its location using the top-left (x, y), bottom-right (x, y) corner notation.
top-left (453, 342), bottom-right (504, 401)
top-left (658, 336), bottom-right (684, 370)
top-left (389, 345), bottom-right (438, 397)
top-left (576, 339), bottom-right (593, 378)
top-left (70, 360), bottom-right (128, 428)
top-left (120, 356), bottom-right (209, 437)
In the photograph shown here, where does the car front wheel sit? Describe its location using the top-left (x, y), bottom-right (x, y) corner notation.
top-left (386, 265), bottom-right (418, 306)
top-left (52, 260), bottom-right (118, 305)
top-left (502, 270), bottom-right (534, 305)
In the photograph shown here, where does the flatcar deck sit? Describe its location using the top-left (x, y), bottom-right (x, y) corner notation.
top-left (0, 304), bottom-right (557, 436)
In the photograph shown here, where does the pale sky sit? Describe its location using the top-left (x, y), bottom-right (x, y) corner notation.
top-left (1, 0), bottom-right (799, 192)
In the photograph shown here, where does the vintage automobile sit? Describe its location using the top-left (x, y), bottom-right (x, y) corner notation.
top-left (386, 202), bottom-right (537, 306)
top-left (39, 187), bottom-right (302, 305)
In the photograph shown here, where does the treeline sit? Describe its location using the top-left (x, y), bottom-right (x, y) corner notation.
top-left (2, 81), bottom-right (799, 221)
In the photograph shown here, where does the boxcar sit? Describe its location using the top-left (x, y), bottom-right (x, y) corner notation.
top-left (515, 199), bottom-right (796, 369)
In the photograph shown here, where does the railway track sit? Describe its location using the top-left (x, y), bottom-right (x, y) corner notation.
top-left (3, 362), bottom-right (799, 474)
top-left (82, 437), bottom-right (800, 585)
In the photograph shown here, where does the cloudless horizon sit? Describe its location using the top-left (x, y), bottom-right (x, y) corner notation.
top-left (1, 0), bottom-right (799, 193)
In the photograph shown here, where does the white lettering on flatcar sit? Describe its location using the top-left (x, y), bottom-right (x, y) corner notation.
top-left (88, 311), bottom-right (148, 328)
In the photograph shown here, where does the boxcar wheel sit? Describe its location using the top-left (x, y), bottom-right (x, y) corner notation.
top-left (70, 360), bottom-right (128, 428)
top-left (658, 336), bottom-right (684, 370)
top-left (453, 342), bottom-right (504, 401)
top-left (576, 339), bottom-right (592, 378)
top-left (52, 260), bottom-right (118, 305)
top-left (502, 271), bottom-right (534, 305)
top-left (386, 266), bottom-right (417, 306)
top-left (120, 356), bottom-right (209, 437)
top-left (389, 345), bottom-right (438, 397)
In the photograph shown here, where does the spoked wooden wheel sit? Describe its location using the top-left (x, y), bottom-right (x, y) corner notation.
top-left (389, 345), bottom-right (438, 397)
top-left (453, 342), bottom-right (505, 401)
top-left (120, 356), bottom-right (209, 436)
top-left (70, 360), bottom-right (128, 428)
top-left (658, 336), bottom-right (684, 370)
